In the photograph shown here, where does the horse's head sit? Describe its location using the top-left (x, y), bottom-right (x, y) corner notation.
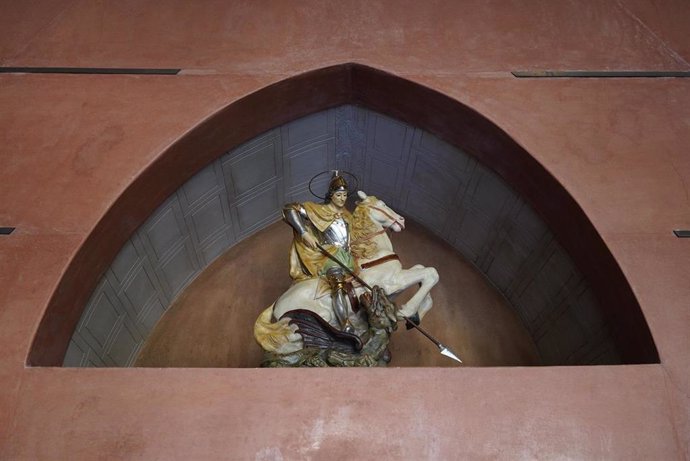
top-left (356, 191), bottom-right (405, 232)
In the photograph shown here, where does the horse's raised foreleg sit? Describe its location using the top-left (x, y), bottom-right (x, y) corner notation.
top-left (418, 292), bottom-right (434, 319)
top-left (382, 266), bottom-right (439, 321)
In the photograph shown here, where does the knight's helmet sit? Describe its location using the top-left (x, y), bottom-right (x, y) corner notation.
top-left (326, 170), bottom-right (348, 202)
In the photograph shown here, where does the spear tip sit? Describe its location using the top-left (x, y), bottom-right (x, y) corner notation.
top-left (439, 345), bottom-right (463, 364)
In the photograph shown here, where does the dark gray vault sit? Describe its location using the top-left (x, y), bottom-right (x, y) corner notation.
top-left (29, 64), bottom-right (658, 367)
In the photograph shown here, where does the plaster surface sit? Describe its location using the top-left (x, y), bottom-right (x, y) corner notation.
top-left (1, 1), bottom-right (689, 459)
top-left (2, 366), bottom-right (678, 460)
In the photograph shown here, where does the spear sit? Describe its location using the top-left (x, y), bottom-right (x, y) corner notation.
top-left (315, 243), bottom-right (463, 364)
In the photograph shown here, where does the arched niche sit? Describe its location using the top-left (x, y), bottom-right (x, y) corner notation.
top-left (28, 63), bottom-right (659, 366)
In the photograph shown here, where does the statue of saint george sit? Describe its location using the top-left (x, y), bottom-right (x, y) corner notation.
top-left (254, 170), bottom-right (455, 367)
top-left (282, 172), bottom-right (357, 332)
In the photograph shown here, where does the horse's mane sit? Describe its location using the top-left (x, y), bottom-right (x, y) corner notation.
top-left (351, 198), bottom-right (381, 260)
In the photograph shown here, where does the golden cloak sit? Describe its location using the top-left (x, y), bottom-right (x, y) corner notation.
top-left (286, 201), bottom-right (356, 282)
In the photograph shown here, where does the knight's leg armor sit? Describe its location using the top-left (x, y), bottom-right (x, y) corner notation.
top-left (326, 267), bottom-right (354, 334)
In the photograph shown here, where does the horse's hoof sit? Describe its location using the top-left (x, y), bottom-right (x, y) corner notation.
top-left (405, 313), bottom-right (420, 330)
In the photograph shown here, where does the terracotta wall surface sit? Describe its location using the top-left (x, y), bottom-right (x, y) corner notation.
top-left (1, 1), bottom-right (689, 459)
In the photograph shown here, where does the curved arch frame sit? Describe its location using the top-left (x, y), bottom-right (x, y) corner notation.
top-left (28, 63), bottom-right (659, 366)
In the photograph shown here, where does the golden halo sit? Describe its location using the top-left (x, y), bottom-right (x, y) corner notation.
top-left (308, 170), bottom-right (359, 200)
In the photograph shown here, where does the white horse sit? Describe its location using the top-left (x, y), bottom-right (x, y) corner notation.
top-left (254, 191), bottom-right (439, 354)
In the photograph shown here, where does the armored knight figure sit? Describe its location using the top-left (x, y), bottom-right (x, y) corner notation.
top-left (282, 172), bottom-right (357, 333)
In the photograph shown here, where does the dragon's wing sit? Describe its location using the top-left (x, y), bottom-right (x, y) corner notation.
top-left (281, 309), bottom-right (363, 353)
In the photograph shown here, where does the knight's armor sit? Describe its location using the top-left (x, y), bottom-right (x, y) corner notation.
top-left (283, 204), bottom-right (351, 252)
top-left (282, 173), bottom-right (355, 333)
top-left (322, 216), bottom-right (349, 250)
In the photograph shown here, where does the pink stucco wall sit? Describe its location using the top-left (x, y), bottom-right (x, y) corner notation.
top-left (1, 1), bottom-right (688, 458)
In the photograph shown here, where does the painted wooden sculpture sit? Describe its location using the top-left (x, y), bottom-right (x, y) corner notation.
top-left (254, 171), bottom-right (456, 367)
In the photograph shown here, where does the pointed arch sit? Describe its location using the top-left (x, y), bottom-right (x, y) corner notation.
top-left (28, 63), bottom-right (658, 366)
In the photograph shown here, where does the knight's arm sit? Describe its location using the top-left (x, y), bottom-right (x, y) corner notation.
top-left (282, 203), bottom-right (309, 236)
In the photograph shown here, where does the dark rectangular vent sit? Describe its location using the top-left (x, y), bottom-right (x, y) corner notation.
top-left (0, 227), bottom-right (16, 235)
top-left (673, 230), bottom-right (690, 238)
top-left (0, 67), bottom-right (180, 75)
top-left (512, 71), bottom-right (690, 78)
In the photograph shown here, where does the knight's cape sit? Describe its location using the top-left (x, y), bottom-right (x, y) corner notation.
top-left (287, 201), bottom-right (356, 282)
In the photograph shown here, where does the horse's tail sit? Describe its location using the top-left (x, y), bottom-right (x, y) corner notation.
top-left (253, 304), bottom-right (304, 354)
